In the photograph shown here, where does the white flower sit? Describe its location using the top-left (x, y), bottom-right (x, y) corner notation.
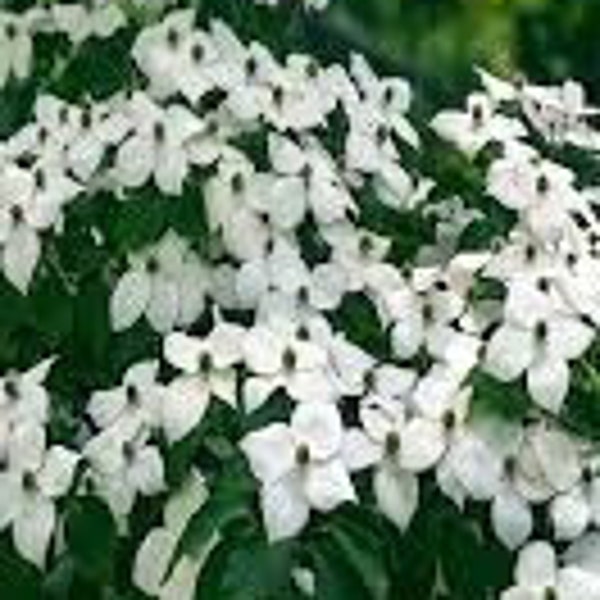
top-left (134, 469), bottom-right (217, 600)
top-left (204, 151), bottom-right (272, 261)
top-left (0, 357), bottom-right (54, 435)
top-left (242, 323), bottom-right (335, 411)
top-left (88, 361), bottom-right (165, 437)
top-left (349, 53), bottom-right (418, 148)
top-left (110, 232), bottom-right (208, 333)
top-left (267, 133), bottom-right (355, 226)
top-left (241, 402), bottom-right (356, 541)
top-left (501, 541), bottom-right (600, 600)
top-left (114, 92), bottom-right (203, 195)
top-left (0, 162), bottom-right (80, 292)
top-left (344, 395), bottom-right (446, 531)
top-left (132, 9), bottom-right (197, 100)
top-left (84, 427), bottom-right (165, 519)
top-left (0, 12), bottom-right (33, 87)
top-left (0, 423), bottom-right (79, 568)
top-left (484, 305), bottom-right (594, 413)
top-left (431, 92), bottom-right (526, 156)
top-left (162, 319), bottom-right (245, 442)
top-left (51, 0), bottom-right (126, 45)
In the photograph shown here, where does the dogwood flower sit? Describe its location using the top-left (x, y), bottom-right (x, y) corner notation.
top-left (243, 323), bottom-right (335, 410)
top-left (241, 402), bottom-right (356, 541)
top-left (134, 469), bottom-right (217, 600)
top-left (0, 11), bottom-right (33, 87)
top-left (87, 361), bottom-right (165, 437)
top-left (501, 541), bottom-right (600, 600)
top-left (0, 423), bottom-right (79, 568)
top-left (162, 319), bottom-right (245, 442)
top-left (110, 232), bottom-right (208, 333)
top-left (484, 307), bottom-right (594, 413)
top-left (84, 426), bottom-right (165, 519)
top-left (114, 92), bottom-right (203, 195)
top-left (0, 162), bottom-right (80, 292)
top-left (51, 0), bottom-right (126, 45)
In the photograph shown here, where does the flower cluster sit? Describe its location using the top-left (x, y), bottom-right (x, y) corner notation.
top-left (1, 3), bottom-right (600, 598)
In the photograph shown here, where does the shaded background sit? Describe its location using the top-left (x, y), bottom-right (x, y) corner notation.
top-left (319, 0), bottom-right (600, 108)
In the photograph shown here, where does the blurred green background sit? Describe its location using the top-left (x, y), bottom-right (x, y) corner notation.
top-left (322, 0), bottom-right (600, 107)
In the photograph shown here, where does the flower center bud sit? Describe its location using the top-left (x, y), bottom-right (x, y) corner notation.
top-left (191, 43), bottom-right (204, 64)
top-left (22, 471), bottom-right (37, 492)
top-left (536, 174), bottom-right (550, 196)
top-left (296, 444), bottom-right (310, 466)
top-left (4, 378), bottom-right (19, 401)
top-left (153, 121), bottom-right (166, 144)
top-left (504, 456), bottom-right (517, 480)
top-left (534, 321), bottom-right (548, 343)
top-left (272, 86), bottom-right (284, 107)
top-left (385, 432), bottom-right (400, 456)
top-left (123, 441), bottom-right (136, 463)
top-left (297, 326), bottom-right (310, 341)
top-left (383, 86), bottom-right (394, 106)
top-left (376, 125), bottom-right (388, 146)
top-left (525, 244), bottom-right (536, 263)
top-left (359, 235), bottom-right (373, 256)
top-left (231, 173), bottom-right (244, 194)
top-left (9, 204), bottom-right (24, 225)
top-left (5, 22), bottom-right (17, 40)
top-left (245, 57), bottom-right (258, 78)
top-left (471, 104), bottom-right (484, 128)
top-left (126, 384), bottom-right (139, 407)
top-left (443, 410), bottom-right (456, 431)
top-left (297, 286), bottom-right (309, 304)
top-left (537, 277), bottom-right (550, 293)
top-left (282, 347), bottom-right (297, 372)
top-left (34, 169), bottom-right (46, 190)
top-left (544, 587), bottom-right (557, 600)
top-left (166, 27), bottom-right (179, 49)
top-left (146, 256), bottom-right (160, 274)
top-left (198, 352), bottom-right (212, 375)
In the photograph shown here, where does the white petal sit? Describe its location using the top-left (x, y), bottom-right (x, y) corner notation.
top-left (492, 488), bottom-right (533, 550)
top-left (134, 528), bottom-right (178, 596)
top-left (515, 541), bottom-right (557, 587)
top-left (304, 459), bottom-right (356, 512)
top-left (3, 227), bottom-right (40, 293)
top-left (550, 488), bottom-right (591, 541)
top-left (37, 446), bottom-right (79, 498)
top-left (268, 177), bottom-right (306, 231)
top-left (485, 324), bottom-right (534, 381)
top-left (110, 270), bottom-right (151, 331)
top-left (240, 423), bottom-right (295, 485)
top-left (341, 428), bottom-right (380, 472)
top-left (291, 403), bottom-right (343, 461)
top-left (243, 326), bottom-right (284, 375)
top-left (0, 473), bottom-right (22, 530)
top-left (147, 279), bottom-right (179, 333)
top-left (527, 357), bottom-right (569, 414)
top-left (162, 377), bottom-right (210, 443)
top-left (164, 332), bottom-right (204, 373)
top-left (115, 134), bottom-right (154, 189)
top-left (8, 423), bottom-right (45, 473)
top-left (533, 429), bottom-right (582, 493)
top-left (400, 418), bottom-right (445, 473)
top-left (374, 466), bottom-right (418, 532)
top-left (261, 473), bottom-right (310, 542)
top-left (13, 496), bottom-right (55, 569)
top-left (129, 446), bottom-right (165, 496)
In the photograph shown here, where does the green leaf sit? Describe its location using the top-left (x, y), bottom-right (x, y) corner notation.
top-left (169, 462), bottom-right (255, 577)
top-left (325, 510), bottom-right (389, 600)
top-left (0, 537), bottom-right (42, 600)
top-left (64, 496), bottom-right (118, 582)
